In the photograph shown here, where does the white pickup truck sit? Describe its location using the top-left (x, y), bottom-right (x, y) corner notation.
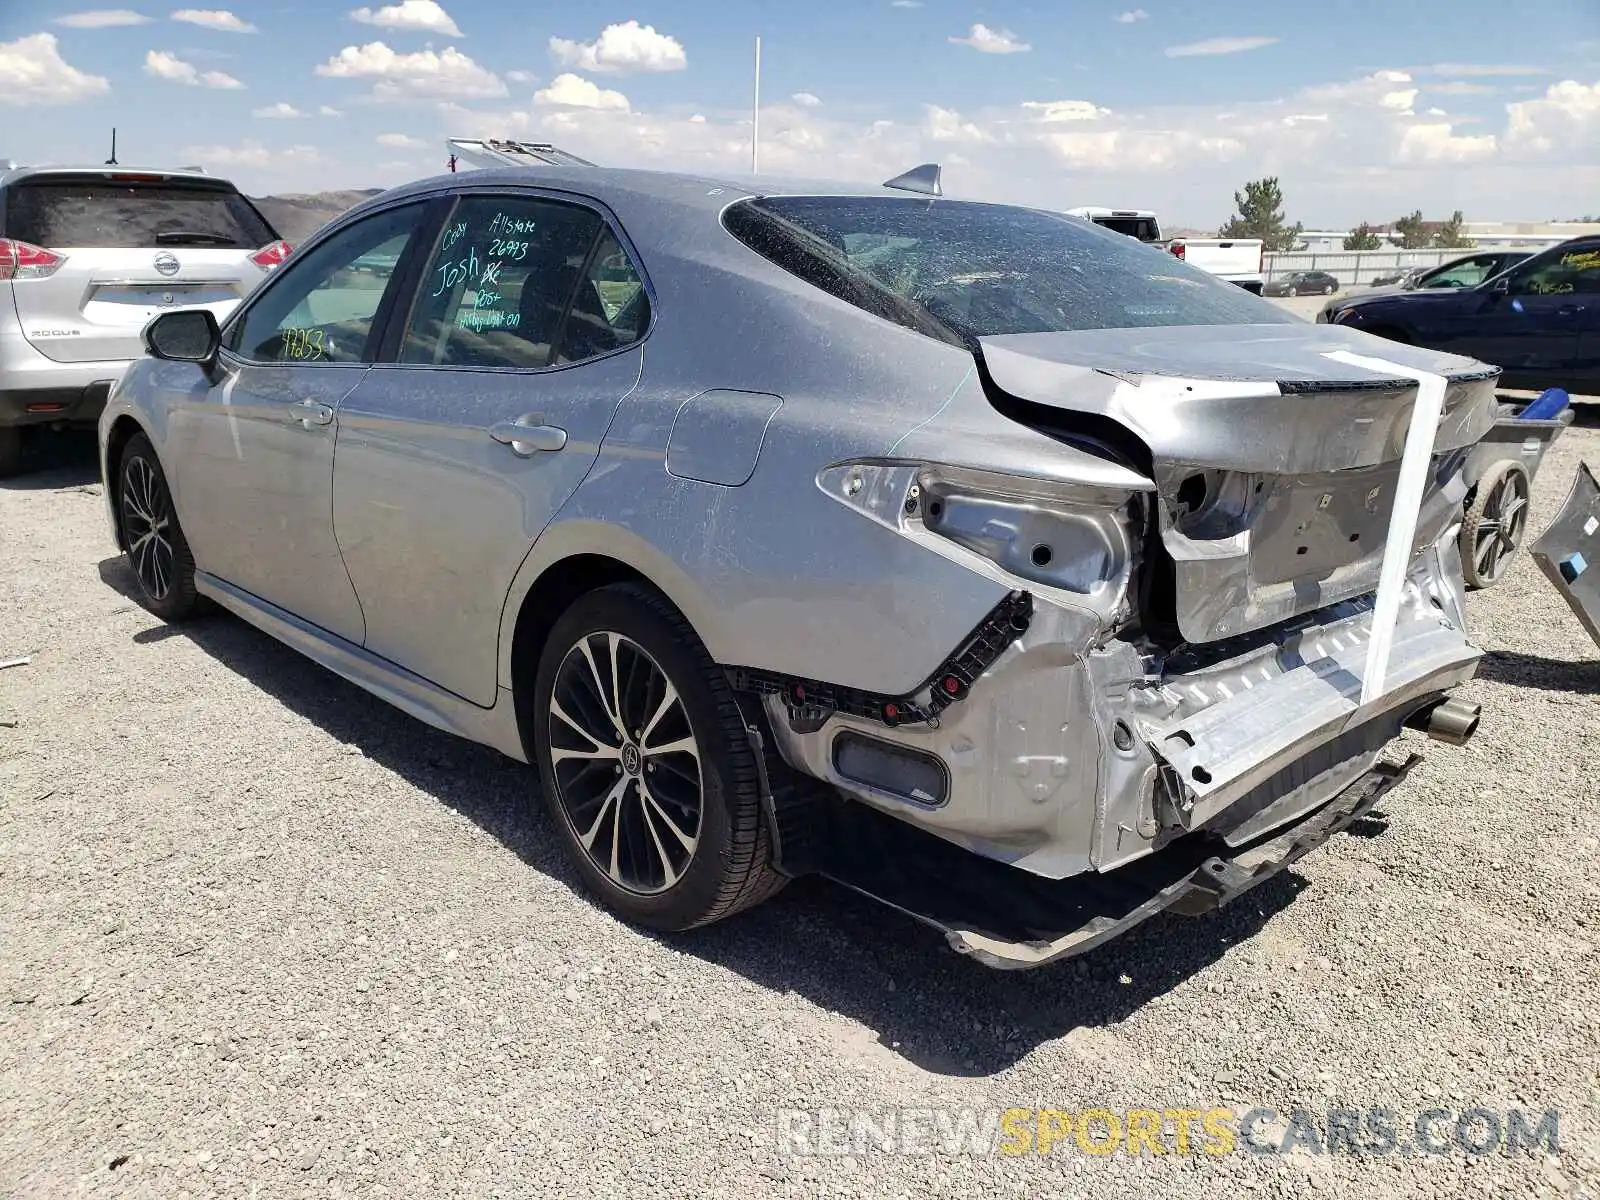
top-left (1164, 237), bottom-right (1266, 294)
top-left (1066, 207), bottom-right (1266, 294)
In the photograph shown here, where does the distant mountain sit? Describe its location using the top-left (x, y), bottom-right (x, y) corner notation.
top-left (251, 189), bottom-right (382, 242)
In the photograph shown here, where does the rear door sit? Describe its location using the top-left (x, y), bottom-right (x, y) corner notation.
top-left (1, 171), bottom-right (277, 364)
top-left (331, 190), bottom-right (650, 705)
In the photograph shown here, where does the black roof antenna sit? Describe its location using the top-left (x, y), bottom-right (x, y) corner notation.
top-left (105, 128), bottom-right (118, 166)
top-left (882, 163), bottom-right (941, 197)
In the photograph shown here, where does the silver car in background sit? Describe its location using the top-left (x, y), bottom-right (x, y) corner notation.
top-left (99, 165), bottom-right (1499, 968)
top-left (0, 164), bottom-right (289, 475)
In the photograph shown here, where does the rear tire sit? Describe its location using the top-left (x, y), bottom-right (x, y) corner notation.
top-left (1460, 460), bottom-right (1531, 589)
top-left (531, 582), bottom-right (783, 932)
top-left (1323, 283), bottom-right (1335, 295)
top-left (0, 427), bottom-right (23, 479)
top-left (115, 433), bottom-right (203, 620)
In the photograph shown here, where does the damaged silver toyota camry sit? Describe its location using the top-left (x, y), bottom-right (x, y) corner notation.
top-left (101, 164), bottom-right (1505, 968)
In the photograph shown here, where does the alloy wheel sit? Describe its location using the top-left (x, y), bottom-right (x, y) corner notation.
top-left (1285, 286), bottom-right (1298, 297)
top-left (121, 455), bottom-right (176, 601)
top-left (1470, 467), bottom-right (1530, 585)
top-left (547, 631), bottom-right (703, 895)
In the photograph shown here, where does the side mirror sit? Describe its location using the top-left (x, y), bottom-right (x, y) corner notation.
top-left (144, 308), bottom-right (220, 365)
top-left (1490, 276), bottom-right (1512, 296)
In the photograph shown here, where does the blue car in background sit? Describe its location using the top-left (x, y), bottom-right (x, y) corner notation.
top-left (1320, 236), bottom-right (1600, 394)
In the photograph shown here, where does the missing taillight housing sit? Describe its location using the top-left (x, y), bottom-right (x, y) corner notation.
top-left (250, 240), bottom-right (294, 269)
top-left (0, 239), bottom-right (65, 281)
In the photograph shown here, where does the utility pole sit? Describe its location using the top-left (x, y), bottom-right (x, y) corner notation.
top-left (751, 35), bottom-right (761, 174)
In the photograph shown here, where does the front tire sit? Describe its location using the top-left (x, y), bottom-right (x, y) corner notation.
top-left (1323, 283), bottom-right (1335, 295)
top-left (116, 433), bottom-right (203, 620)
top-left (1285, 286), bottom-right (1298, 297)
top-left (532, 582), bottom-right (783, 932)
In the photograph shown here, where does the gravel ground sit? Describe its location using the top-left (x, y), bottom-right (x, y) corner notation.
top-left (2, 415), bottom-right (1598, 1200)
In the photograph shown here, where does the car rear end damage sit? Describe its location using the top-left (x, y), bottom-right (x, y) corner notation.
top-left (754, 323), bottom-right (1498, 963)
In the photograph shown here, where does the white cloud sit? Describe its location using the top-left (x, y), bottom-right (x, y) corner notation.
top-left (924, 104), bottom-right (992, 143)
top-left (316, 41), bottom-right (506, 99)
top-left (170, 9), bottom-right (257, 33)
top-left (533, 72), bottom-right (629, 111)
top-left (890, 1), bottom-right (921, 6)
top-left (1115, 9), bottom-right (1149, 22)
top-left (1021, 99), bottom-right (1110, 121)
top-left (0, 32), bottom-right (111, 105)
top-left (182, 141), bottom-right (324, 170)
top-left (1424, 63), bottom-right (1547, 77)
top-left (1165, 36), bottom-right (1278, 57)
top-left (1282, 113), bottom-right (1329, 125)
top-left (1429, 81), bottom-right (1497, 96)
top-left (949, 23), bottom-right (1030, 54)
top-left (1505, 78), bottom-right (1600, 155)
top-left (350, 1), bottom-right (462, 38)
top-left (376, 132), bottom-right (426, 147)
top-left (506, 69), bottom-right (534, 83)
top-left (688, 112), bottom-right (706, 122)
top-left (144, 49), bottom-right (243, 88)
top-left (792, 91), bottom-right (822, 107)
top-left (549, 20), bottom-right (686, 73)
top-left (1425, 106), bottom-right (1448, 117)
top-left (54, 9), bottom-right (151, 27)
top-left (319, 105), bottom-right (343, 116)
top-left (252, 101), bottom-right (306, 118)
top-left (1397, 122), bottom-right (1498, 164)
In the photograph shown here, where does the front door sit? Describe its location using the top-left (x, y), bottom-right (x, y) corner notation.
top-left (1447, 244), bottom-right (1598, 386)
top-left (332, 192), bottom-right (651, 705)
top-left (170, 201), bottom-right (438, 643)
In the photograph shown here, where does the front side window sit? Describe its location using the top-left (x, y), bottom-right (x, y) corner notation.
top-left (398, 195), bottom-right (645, 369)
top-left (227, 202), bottom-right (427, 364)
top-left (1510, 244), bottom-right (1600, 296)
top-left (724, 196), bottom-right (1294, 343)
top-left (1421, 257), bottom-right (1494, 288)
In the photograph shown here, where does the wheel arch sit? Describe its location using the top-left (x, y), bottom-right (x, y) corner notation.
top-left (103, 414), bottom-right (151, 550)
top-left (501, 527), bottom-right (725, 761)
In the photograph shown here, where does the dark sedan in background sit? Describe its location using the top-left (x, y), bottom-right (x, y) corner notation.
top-left (1321, 236), bottom-right (1600, 393)
top-left (1265, 270), bottom-right (1340, 296)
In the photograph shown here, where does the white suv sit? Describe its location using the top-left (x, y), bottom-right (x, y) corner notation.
top-left (0, 164), bottom-right (290, 475)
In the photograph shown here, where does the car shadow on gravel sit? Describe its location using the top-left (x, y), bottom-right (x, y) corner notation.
top-left (100, 553), bottom-right (1317, 1076)
top-left (0, 429), bottom-right (99, 490)
top-left (1476, 648), bottom-right (1600, 694)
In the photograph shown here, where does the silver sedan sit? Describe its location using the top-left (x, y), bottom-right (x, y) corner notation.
top-left (100, 165), bottom-right (1499, 968)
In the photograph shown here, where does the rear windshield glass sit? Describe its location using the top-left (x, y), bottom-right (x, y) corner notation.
top-left (4, 178), bottom-right (276, 249)
top-left (1093, 216), bottom-right (1161, 243)
top-left (723, 196), bottom-right (1293, 342)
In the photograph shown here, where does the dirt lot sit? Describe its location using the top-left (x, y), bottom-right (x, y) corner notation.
top-left (2, 414), bottom-right (1598, 1198)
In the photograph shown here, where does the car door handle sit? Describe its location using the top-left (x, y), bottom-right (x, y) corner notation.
top-left (1556, 304), bottom-right (1584, 318)
top-left (289, 398), bottom-right (334, 426)
top-left (489, 420), bottom-right (567, 455)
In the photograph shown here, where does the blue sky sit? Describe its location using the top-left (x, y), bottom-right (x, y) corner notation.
top-left (1, 1), bottom-right (1596, 226)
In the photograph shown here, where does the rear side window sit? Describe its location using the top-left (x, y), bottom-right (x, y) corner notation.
top-left (724, 196), bottom-right (1293, 343)
top-left (3, 177), bottom-right (276, 249)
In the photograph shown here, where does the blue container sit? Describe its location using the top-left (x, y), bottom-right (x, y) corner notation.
top-left (1520, 387), bottom-right (1571, 421)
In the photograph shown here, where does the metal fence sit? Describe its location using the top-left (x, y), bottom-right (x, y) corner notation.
top-left (1262, 246), bottom-right (1551, 287)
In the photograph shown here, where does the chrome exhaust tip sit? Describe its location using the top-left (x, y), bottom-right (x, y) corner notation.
top-left (1404, 696), bottom-right (1481, 746)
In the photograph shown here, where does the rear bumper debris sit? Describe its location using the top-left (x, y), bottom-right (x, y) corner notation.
top-left (811, 753), bottom-right (1420, 970)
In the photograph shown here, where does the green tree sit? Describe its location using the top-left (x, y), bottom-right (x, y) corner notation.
top-left (1343, 222), bottom-right (1383, 251)
top-left (1217, 176), bottom-right (1304, 252)
top-left (1432, 209), bottom-right (1474, 248)
top-left (1392, 209), bottom-right (1430, 249)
